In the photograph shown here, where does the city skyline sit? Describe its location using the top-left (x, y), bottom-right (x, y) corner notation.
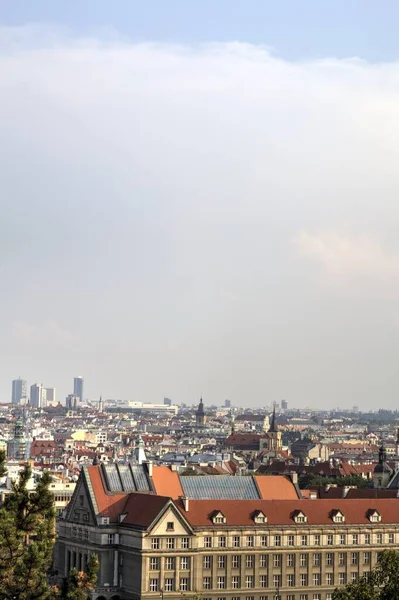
top-left (2, 4), bottom-right (399, 409)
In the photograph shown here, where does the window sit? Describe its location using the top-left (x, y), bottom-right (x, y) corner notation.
top-left (151, 538), bottom-right (160, 550)
top-left (273, 554), bottom-right (281, 568)
top-left (246, 555), bottom-right (254, 568)
top-left (312, 574), bottom-right (320, 586)
top-left (232, 555), bottom-right (240, 569)
top-left (204, 536), bottom-right (212, 548)
top-left (254, 510), bottom-right (267, 523)
top-left (150, 557), bottom-right (159, 570)
top-left (326, 573), bottom-right (333, 585)
top-left (326, 553), bottom-right (333, 566)
top-left (260, 575), bottom-right (268, 588)
top-left (294, 511), bottom-right (307, 523)
top-left (314, 534), bottom-right (321, 546)
top-left (166, 538), bottom-right (175, 550)
top-left (288, 534), bottom-right (295, 546)
top-left (364, 552), bottom-right (371, 564)
top-left (181, 537), bottom-right (190, 549)
top-left (217, 577), bottom-right (226, 590)
top-left (300, 574), bottom-right (308, 586)
top-left (389, 533), bottom-right (395, 544)
top-left (339, 534), bottom-right (346, 545)
top-left (327, 534), bottom-right (334, 546)
top-left (364, 572), bottom-right (371, 582)
top-left (232, 576), bottom-right (240, 589)
top-left (273, 575), bottom-right (281, 588)
top-left (107, 534), bottom-right (115, 545)
top-left (338, 553), bottom-right (345, 566)
top-left (84, 529), bottom-right (89, 541)
top-left (331, 511), bottom-right (345, 523)
top-left (203, 556), bottom-right (212, 569)
top-left (368, 511), bottom-right (381, 523)
top-left (180, 557), bottom-right (190, 570)
top-left (351, 552), bottom-right (358, 566)
top-left (352, 534), bottom-right (358, 545)
top-left (260, 535), bottom-right (268, 547)
top-left (218, 556), bottom-right (226, 569)
top-left (180, 578), bottom-right (189, 592)
top-left (287, 574), bottom-right (295, 587)
top-left (287, 553), bottom-right (294, 567)
top-left (149, 578), bottom-right (159, 592)
top-left (365, 533), bottom-right (371, 545)
top-left (377, 533), bottom-right (383, 544)
top-left (247, 535), bottom-right (254, 547)
top-left (203, 577), bottom-right (212, 590)
top-left (327, 595), bottom-right (333, 600)
top-left (287, 596), bottom-right (295, 600)
top-left (233, 535), bottom-right (241, 547)
top-left (260, 555), bottom-right (267, 568)
top-left (301, 535), bottom-right (308, 546)
top-left (213, 513), bottom-right (227, 524)
top-left (351, 573), bottom-right (358, 583)
top-left (339, 573), bottom-right (346, 585)
top-left (313, 595), bottom-right (321, 600)
top-left (300, 596), bottom-right (308, 600)
top-left (300, 553), bottom-right (308, 567)
top-left (167, 521), bottom-right (174, 531)
top-left (219, 536), bottom-right (227, 548)
top-left (165, 578), bottom-right (174, 592)
top-left (165, 557), bottom-right (175, 570)
top-left (274, 535), bottom-right (281, 547)
top-left (313, 553), bottom-right (321, 566)
top-left (245, 576), bottom-right (254, 589)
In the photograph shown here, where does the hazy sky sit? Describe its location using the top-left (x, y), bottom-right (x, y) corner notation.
top-left (1, 2), bottom-right (399, 409)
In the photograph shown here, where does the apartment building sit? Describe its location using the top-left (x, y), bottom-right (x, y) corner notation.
top-left (55, 463), bottom-right (399, 600)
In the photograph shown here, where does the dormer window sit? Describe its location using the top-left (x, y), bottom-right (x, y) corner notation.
top-left (252, 510), bottom-right (267, 524)
top-left (331, 510), bottom-right (345, 523)
top-left (367, 509), bottom-right (381, 523)
top-left (211, 510), bottom-right (227, 524)
top-left (292, 510), bottom-right (307, 524)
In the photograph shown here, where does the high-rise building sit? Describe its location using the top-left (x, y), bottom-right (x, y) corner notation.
top-left (281, 399), bottom-right (288, 410)
top-left (30, 384), bottom-right (46, 409)
top-left (66, 394), bottom-right (79, 410)
top-left (73, 377), bottom-right (84, 402)
top-left (224, 399), bottom-right (231, 408)
top-left (163, 397), bottom-right (172, 406)
top-left (45, 388), bottom-right (56, 406)
top-left (12, 378), bottom-right (27, 405)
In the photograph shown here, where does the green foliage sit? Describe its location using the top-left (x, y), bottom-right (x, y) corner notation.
top-left (298, 473), bottom-right (369, 490)
top-left (0, 453), bottom-right (97, 599)
top-left (333, 550), bottom-right (399, 600)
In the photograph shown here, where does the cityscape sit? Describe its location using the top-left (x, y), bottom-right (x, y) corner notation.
top-left (2, 1), bottom-right (399, 600)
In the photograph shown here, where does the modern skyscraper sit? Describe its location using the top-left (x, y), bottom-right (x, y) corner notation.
top-left (30, 384), bottom-right (46, 409)
top-left (12, 378), bottom-right (27, 405)
top-left (45, 388), bottom-right (56, 406)
top-left (281, 399), bottom-right (288, 410)
top-left (73, 376), bottom-right (84, 402)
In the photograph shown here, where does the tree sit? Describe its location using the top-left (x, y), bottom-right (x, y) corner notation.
top-left (333, 550), bottom-right (399, 600)
top-left (0, 449), bottom-right (97, 599)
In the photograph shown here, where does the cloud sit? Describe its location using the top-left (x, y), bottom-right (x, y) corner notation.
top-left (1, 28), bottom-right (399, 407)
top-left (295, 230), bottom-right (399, 280)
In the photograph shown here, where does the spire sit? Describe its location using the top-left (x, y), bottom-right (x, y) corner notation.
top-left (269, 404), bottom-right (278, 433)
top-left (197, 397), bottom-right (204, 415)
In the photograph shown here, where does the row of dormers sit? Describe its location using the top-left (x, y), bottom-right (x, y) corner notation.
top-left (210, 509), bottom-right (382, 525)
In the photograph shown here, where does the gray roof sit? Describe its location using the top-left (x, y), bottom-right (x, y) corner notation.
top-left (180, 475), bottom-right (260, 499)
top-left (101, 463), bottom-right (151, 492)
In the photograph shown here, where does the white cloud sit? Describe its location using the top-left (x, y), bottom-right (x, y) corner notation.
top-left (1, 28), bottom-right (399, 407)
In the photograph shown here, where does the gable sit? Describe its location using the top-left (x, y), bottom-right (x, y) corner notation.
top-left (149, 504), bottom-right (192, 536)
top-left (66, 470), bottom-right (97, 526)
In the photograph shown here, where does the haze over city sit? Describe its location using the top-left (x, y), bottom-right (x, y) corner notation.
top-left (1, 1), bottom-right (399, 408)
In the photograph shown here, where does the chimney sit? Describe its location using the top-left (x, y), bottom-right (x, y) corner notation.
top-left (180, 496), bottom-right (189, 512)
top-left (290, 471), bottom-right (298, 484)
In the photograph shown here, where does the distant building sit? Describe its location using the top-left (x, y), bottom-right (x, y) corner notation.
top-left (163, 397), bottom-right (172, 406)
top-left (11, 378), bottom-right (27, 405)
top-left (234, 413), bottom-right (269, 432)
top-left (66, 394), bottom-right (79, 409)
top-left (7, 420), bottom-right (26, 460)
top-left (224, 399), bottom-right (231, 408)
top-left (45, 387), bottom-right (56, 406)
top-left (73, 376), bottom-right (84, 402)
top-left (195, 397), bottom-right (206, 426)
top-left (281, 399), bottom-right (288, 410)
top-left (30, 383), bottom-right (46, 409)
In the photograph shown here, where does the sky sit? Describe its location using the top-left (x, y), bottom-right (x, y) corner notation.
top-left (1, 1), bottom-right (399, 409)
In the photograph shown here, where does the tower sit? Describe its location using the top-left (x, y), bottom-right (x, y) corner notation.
top-left (30, 384), bottom-right (46, 409)
top-left (12, 378), bottom-right (27, 405)
top-left (373, 443), bottom-right (392, 489)
top-left (73, 376), bottom-right (84, 403)
top-left (195, 397), bottom-right (206, 426)
top-left (267, 404), bottom-right (282, 452)
top-left (133, 435), bottom-right (147, 465)
top-left (98, 396), bottom-right (103, 413)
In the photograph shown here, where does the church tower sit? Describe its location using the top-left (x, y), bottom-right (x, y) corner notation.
top-left (267, 405), bottom-right (282, 452)
top-left (373, 443), bottom-right (392, 488)
top-left (196, 397), bottom-right (206, 426)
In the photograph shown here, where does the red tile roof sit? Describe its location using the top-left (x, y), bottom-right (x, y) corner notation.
top-left (255, 475), bottom-right (300, 500)
top-left (151, 466), bottom-right (183, 499)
